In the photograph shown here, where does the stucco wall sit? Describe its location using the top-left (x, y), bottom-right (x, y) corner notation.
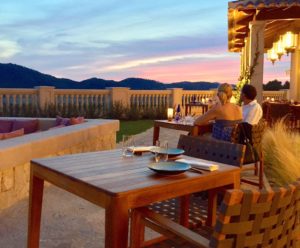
top-left (0, 118), bottom-right (119, 210)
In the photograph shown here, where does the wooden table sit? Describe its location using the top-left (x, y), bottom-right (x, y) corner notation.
top-left (153, 120), bottom-right (212, 145)
top-left (185, 102), bottom-right (209, 116)
top-left (27, 150), bottom-right (240, 248)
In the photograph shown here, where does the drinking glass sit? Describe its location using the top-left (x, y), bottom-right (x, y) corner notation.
top-left (122, 135), bottom-right (135, 157)
top-left (154, 140), bottom-right (168, 162)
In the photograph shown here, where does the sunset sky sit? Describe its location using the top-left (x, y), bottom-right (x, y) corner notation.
top-left (0, 0), bottom-right (290, 84)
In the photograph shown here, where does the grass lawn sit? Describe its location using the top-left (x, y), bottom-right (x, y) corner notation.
top-left (117, 120), bottom-right (154, 143)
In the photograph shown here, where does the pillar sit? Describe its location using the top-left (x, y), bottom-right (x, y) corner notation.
top-left (248, 21), bottom-right (266, 103)
top-left (107, 87), bottom-right (130, 107)
top-left (290, 33), bottom-right (300, 101)
top-left (168, 88), bottom-right (183, 108)
top-left (35, 86), bottom-right (55, 110)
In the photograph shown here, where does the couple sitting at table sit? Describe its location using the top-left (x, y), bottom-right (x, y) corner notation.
top-left (194, 83), bottom-right (262, 141)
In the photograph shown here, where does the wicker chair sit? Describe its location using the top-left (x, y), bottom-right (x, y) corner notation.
top-left (231, 119), bottom-right (267, 189)
top-left (144, 136), bottom-right (246, 246)
top-left (130, 180), bottom-right (300, 248)
top-left (177, 134), bottom-right (246, 167)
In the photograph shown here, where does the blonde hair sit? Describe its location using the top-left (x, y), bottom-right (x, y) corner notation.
top-left (217, 83), bottom-right (232, 105)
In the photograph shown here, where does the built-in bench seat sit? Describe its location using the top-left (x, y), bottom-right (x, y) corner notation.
top-left (0, 117), bottom-right (119, 210)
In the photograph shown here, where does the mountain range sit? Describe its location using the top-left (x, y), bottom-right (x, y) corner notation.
top-left (0, 63), bottom-right (220, 90)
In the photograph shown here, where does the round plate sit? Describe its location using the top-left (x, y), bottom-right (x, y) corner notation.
top-left (148, 161), bottom-right (191, 174)
top-left (150, 148), bottom-right (185, 157)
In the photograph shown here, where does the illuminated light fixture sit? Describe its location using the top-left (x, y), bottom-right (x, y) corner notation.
top-left (267, 47), bottom-right (278, 65)
top-left (167, 108), bottom-right (174, 121)
top-left (282, 31), bottom-right (298, 54)
top-left (274, 39), bottom-right (285, 60)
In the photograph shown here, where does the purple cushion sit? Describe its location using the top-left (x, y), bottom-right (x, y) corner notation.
top-left (0, 120), bottom-right (14, 133)
top-left (55, 116), bottom-right (70, 126)
top-left (12, 119), bottom-right (39, 134)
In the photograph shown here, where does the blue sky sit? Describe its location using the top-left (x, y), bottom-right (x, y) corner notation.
top-left (0, 0), bottom-right (289, 83)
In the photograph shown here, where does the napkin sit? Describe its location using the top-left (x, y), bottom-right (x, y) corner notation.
top-left (128, 146), bottom-right (156, 153)
top-left (176, 158), bottom-right (219, 171)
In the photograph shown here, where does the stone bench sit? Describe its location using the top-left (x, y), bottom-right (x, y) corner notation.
top-left (0, 117), bottom-right (119, 209)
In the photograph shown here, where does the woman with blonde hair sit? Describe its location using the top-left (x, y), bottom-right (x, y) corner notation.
top-left (194, 83), bottom-right (242, 141)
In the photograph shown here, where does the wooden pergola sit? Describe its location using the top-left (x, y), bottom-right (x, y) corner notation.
top-left (228, 0), bottom-right (300, 102)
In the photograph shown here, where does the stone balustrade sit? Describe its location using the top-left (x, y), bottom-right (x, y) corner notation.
top-left (0, 87), bottom-right (290, 115)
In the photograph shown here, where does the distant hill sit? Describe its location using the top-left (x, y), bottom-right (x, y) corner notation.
top-left (0, 63), bottom-right (219, 90)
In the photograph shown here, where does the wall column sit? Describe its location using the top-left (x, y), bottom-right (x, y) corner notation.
top-left (108, 87), bottom-right (130, 107)
top-left (290, 33), bottom-right (300, 101)
top-left (35, 86), bottom-right (55, 110)
top-left (168, 88), bottom-right (183, 108)
top-left (249, 21), bottom-right (266, 103)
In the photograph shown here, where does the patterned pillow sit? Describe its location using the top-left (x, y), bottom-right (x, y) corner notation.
top-left (55, 116), bottom-right (70, 126)
top-left (69, 117), bottom-right (85, 125)
top-left (12, 119), bottom-right (39, 134)
top-left (0, 128), bottom-right (24, 140)
top-left (0, 120), bottom-right (14, 133)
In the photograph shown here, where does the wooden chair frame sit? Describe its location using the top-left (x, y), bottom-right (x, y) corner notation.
top-left (130, 180), bottom-right (300, 248)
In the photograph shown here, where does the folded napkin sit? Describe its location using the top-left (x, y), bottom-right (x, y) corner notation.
top-left (176, 158), bottom-right (219, 171)
top-left (128, 146), bottom-right (156, 153)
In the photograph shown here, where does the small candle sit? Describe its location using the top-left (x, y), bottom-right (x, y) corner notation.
top-left (266, 97), bottom-right (270, 101)
top-left (167, 108), bottom-right (174, 121)
top-left (271, 98), bottom-right (275, 102)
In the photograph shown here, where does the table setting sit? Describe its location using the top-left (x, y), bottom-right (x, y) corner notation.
top-left (121, 135), bottom-right (219, 175)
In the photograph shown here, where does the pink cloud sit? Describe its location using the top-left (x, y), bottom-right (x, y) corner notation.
top-left (137, 58), bottom-right (240, 83)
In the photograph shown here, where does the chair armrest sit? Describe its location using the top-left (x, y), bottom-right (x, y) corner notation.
top-left (196, 123), bottom-right (213, 135)
top-left (136, 207), bottom-right (210, 248)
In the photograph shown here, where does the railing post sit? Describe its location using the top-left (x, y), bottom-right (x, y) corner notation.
top-left (168, 88), bottom-right (183, 108)
top-left (107, 87), bottom-right (130, 107)
top-left (35, 86), bottom-right (55, 110)
top-left (280, 89), bottom-right (290, 100)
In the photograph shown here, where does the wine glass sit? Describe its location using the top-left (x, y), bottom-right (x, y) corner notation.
top-left (154, 140), bottom-right (168, 162)
top-left (122, 135), bottom-right (135, 157)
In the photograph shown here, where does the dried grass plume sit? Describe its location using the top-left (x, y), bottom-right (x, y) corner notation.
top-left (262, 120), bottom-right (300, 186)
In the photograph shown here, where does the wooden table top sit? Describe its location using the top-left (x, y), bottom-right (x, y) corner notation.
top-left (31, 149), bottom-right (240, 198)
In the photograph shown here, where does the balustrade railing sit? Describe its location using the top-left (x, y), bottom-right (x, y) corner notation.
top-left (0, 89), bottom-right (38, 113)
top-left (0, 86), bottom-right (291, 117)
top-left (129, 90), bottom-right (171, 108)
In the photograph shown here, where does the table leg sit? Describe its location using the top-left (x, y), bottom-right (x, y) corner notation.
top-left (179, 195), bottom-right (190, 227)
top-left (27, 173), bottom-right (44, 248)
top-left (206, 189), bottom-right (217, 227)
top-left (105, 198), bottom-right (129, 248)
top-left (153, 125), bottom-right (160, 145)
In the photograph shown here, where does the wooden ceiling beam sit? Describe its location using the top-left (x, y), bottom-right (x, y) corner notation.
top-left (256, 6), bottom-right (300, 21)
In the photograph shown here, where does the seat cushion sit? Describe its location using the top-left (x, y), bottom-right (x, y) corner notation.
top-left (12, 119), bottom-right (39, 134)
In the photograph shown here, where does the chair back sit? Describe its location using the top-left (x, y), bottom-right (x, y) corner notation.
top-left (231, 119), bottom-right (267, 164)
top-left (291, 105), bottom-right (300, 131)
top-left (268, 103), bottom-right (291, 126)
top-left (177, 135), bottom-right (246, 167)
top-left (210, 180), bottom-right (300, 247)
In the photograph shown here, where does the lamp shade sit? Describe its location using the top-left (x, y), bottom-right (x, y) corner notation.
top-left (283, 32), bottom-right (297, 54)
top-left (167, 108), bottom-right (174, 121)
top-left (267, 47), bottom-right (278, 64)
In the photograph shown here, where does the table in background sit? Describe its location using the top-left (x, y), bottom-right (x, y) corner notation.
top-left (27, 149), bottom-right (240, 248)
top-left (153, 120), bottom-right (213, 145)
top-left (185, 102), bottom-right (209, 116)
